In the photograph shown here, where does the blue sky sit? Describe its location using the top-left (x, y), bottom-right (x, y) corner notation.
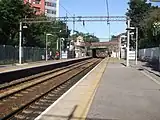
top-left (59, 0), bottom-right (159, 42)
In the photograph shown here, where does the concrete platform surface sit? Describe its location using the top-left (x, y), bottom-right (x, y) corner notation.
top-left (35, 58), bottom-right (108, 120)
top-left (87, 61), bottom-right (160, 120)
top-left (0, 57), bottom-right (89, 73)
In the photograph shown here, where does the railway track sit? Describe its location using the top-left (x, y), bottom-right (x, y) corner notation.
top-left (0, 59), bottom-right (94, 99)
top-left (0, 58), bottom-right (101, 120)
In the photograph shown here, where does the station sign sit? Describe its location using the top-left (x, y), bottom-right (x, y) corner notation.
top-left (129, 51), bottom-right (136, 60)
top-left (61, 51), bottom-right (68, 59)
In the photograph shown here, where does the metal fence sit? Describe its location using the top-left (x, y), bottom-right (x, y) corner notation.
top-left (0, 45), bottom-right (46, 65)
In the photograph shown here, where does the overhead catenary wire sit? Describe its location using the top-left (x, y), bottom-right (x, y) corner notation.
top-left (59, 3), bottom-right (89, 33)
top-left (105, 0), bottom-right (111, 41)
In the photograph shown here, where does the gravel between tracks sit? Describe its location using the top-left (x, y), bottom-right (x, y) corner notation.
top-left (0, 59), bottom-right (99, 119)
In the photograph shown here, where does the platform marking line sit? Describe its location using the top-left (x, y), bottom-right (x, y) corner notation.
top-left (34, 58), bottom-right (106, 120)
top-left (72, 63), bottom-right (105, 119)
top-left (78, 58), bottom-right (109, 120)
top-left (141, 71), bottom-right (160, 85)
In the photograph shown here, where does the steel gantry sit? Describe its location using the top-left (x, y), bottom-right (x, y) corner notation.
top-left (19, 16), bottom-right (132, 67)
top-left (22, 16), bottom-right (127, 23)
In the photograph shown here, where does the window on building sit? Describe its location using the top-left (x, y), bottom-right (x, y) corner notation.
top-left (51, 3), bottom-right (56, 7)
top-left (46, 9), bottom-right (56, 14)
top-left (45, 2), bottom-right (56, 7)
top-left (52, 10), bottom-right (56, 14)
top-left (34, 0), bottom-right (41, 4)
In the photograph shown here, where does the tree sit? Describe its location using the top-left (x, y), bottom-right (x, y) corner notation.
top-left (0, 0), bottom-right (70, 53)
top-left (71, 31), bottom-right (99, 42)
top-left (23, 19), bottom-right (70, 53)
top-left (126, 0), bottom-right (160, 48)
top-left (126, 0), bottom-right (151, 27)
top-left (111, 35), bottom-right (117, 39)
top-left (140, 8), bottom-right (160, 47)
top-left (0, 0), bottom-right (35, 45)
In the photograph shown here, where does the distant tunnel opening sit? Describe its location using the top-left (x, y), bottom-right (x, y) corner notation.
top-left (92, 48), bottom-right (108, 58)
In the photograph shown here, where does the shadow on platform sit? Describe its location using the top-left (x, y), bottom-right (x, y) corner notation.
top-left (38, 114), bottom-right (118, 120)
top-left (139, 60), bottom-right (160, 77)
top-left (36, 104), bottom-right (118, 120)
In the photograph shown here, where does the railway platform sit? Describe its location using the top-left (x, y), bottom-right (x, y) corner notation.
top-left (0, 58), bottom-right (88, 74)
top-left (35, 58), bottom-right (160, 120)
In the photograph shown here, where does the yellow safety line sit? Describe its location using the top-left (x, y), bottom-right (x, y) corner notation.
top-left (71, 58), bottom-right (109, 120)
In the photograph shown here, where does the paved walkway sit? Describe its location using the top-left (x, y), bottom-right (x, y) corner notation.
top-left (130, 60), bottom-right (159, 76)
top-left (35, 58), bottom-right (108, 120)
top-left (0, 58), bottom-right (87, 73)
top-left (34, 58), bottom-right (160, 120)
top-left (87, 61), bottom-right (160, 120)
top-left (0, 60), bottom-right (56, 73)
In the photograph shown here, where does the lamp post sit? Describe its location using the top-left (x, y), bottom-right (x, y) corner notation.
top-left (19, 21), bottom-right (28, 65)
top-left (135, 27), bottom-right (138, 65)
top-left (126, 19), bottom-right (131, 67)
top-left (126, 25), bottom-right (139, 66)
top-left (45, 33), bottom-right (54, 61)
top-left (19, 21), bottom-right (22, 65)
top-left (128, 27), bottom-right (138, 65)
top-left (56, 30), bottom-right (62, 50)
top-left (60, 38), bottom-right (65, 59)
top-left (153, 22), bottom-right (160, 71)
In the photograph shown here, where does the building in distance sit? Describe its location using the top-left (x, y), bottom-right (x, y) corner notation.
top-left (24, 0), bottom-right (59, 18)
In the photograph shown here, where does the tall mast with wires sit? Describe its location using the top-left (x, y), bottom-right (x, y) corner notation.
top-left (59, 3), bottom-right (89, 34)
top-left (56, 0), bottom-right (60, 17)
top-left (105, 0), bottom-right (110, 41)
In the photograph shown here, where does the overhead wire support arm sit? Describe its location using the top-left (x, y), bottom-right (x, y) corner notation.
top-left (22, 16), bottom-right (127, 23)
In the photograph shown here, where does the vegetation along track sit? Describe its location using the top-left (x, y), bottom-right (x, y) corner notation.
top-left (0, 58), bottom-right (102, 120)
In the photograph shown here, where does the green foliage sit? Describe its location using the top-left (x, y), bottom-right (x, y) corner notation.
top-left (0, 0), bottom-right (35, 45)
top-left (71, 31), bottom-right (99, 42)
top-left (0, 0), bottom-right (70, 52)
top-left (126, 0), bottom-right (160, 48)
top-left (111, 35), bottom-right (117, 39)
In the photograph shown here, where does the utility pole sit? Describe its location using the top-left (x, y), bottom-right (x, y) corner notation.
top-left (57, 38), bottom-right (59, 50)
top-left (56, 0), bottom-right (60, 18)
top-left (109, 23), bottom-right (111, 41)
top-left (65, 13), bottom-right (68, 32)
top-left (46, 34), bottom-right (48, 61)
top-left (19, 21), bottom-right (22, 65)
top-left (119, 36), bottom-right (121, 60)
top-left (126, 18), bottom-right (131, 67)
top-left (73, 14), bottom-right (75, 35)
top-left (135, 27), bottom-right (138, 65)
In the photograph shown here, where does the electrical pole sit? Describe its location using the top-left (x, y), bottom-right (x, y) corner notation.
top-left (56, 0), bottom-right (60, 18)
top-left (135, 27), bottom-right (138, 65)
top-left (119, 36), bottom-right (121, 60)
top-left (57, 38), bottom-right (59, 50)
top-left (65, 13), bottom-right (68, 32)
top-left (73, 14), bottom-right (75, 35)
top-left (126, 18), bottom-right (130, 67)
top-left (46, 34), bottom-right (48, 61)
top-left (109, 22), bottom-right (111, 41)
top-left (19, 21), bottom-right (22, 65)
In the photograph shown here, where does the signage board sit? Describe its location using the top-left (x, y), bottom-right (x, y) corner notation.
top-left (62, 51), bottom-right (68, 59)
top-left (129, 51), bottom-right (136, 60)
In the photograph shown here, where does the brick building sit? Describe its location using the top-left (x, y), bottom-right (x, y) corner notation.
top-left (24, 0), bottom-right (59, 18)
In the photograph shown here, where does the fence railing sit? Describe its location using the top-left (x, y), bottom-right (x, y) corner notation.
top-left (0, 45), bottom-right (46, 65)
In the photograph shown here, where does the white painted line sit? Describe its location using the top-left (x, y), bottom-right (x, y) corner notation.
top-left (34, 59), bottom-right (105, 120)
top-left (141, 71), bottom-right (160, 85)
